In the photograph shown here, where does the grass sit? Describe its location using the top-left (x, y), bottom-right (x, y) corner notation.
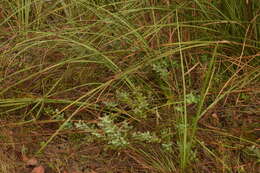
top-left (0, 0), bottom-right (259, 172)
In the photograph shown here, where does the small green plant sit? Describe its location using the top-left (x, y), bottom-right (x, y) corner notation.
top-left (117, 88), bottom-right (151, 119)
top-left (175, 92), bottom-right (199, 112)
top-left (44, 107), bottom-right (73, 129)
top-left (75, 114), bottom-right (131, 150)
top-left (152, 58), bottom-right (171, 80)
top-left (132, 131), bottom-right (161, 143)
top-left (95, 114), bottom-right (131, 149)
top-left (74, 113), bottom-right (174, 152)
top-left (160, 128), bottom-right (174, 153)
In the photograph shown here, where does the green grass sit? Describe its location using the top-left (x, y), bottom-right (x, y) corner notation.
top-left (0, 0), bottom-right (259, 172)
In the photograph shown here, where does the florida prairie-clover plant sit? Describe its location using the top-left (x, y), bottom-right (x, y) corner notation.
top-left (74, 112), bottom-right (174, 151)
top-left (73, 88), bottom-right (174, 151)
top-left (116, 88), bottom-right (151, 119)
top-left (44, 106), bottom-right (73, 129)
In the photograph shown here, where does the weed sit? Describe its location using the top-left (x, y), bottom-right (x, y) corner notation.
top-left (116, 89), bottom-right (151, 120)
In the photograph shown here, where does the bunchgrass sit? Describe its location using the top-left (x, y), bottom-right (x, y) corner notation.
top-left (0, 0), bottom-right (259, 172)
